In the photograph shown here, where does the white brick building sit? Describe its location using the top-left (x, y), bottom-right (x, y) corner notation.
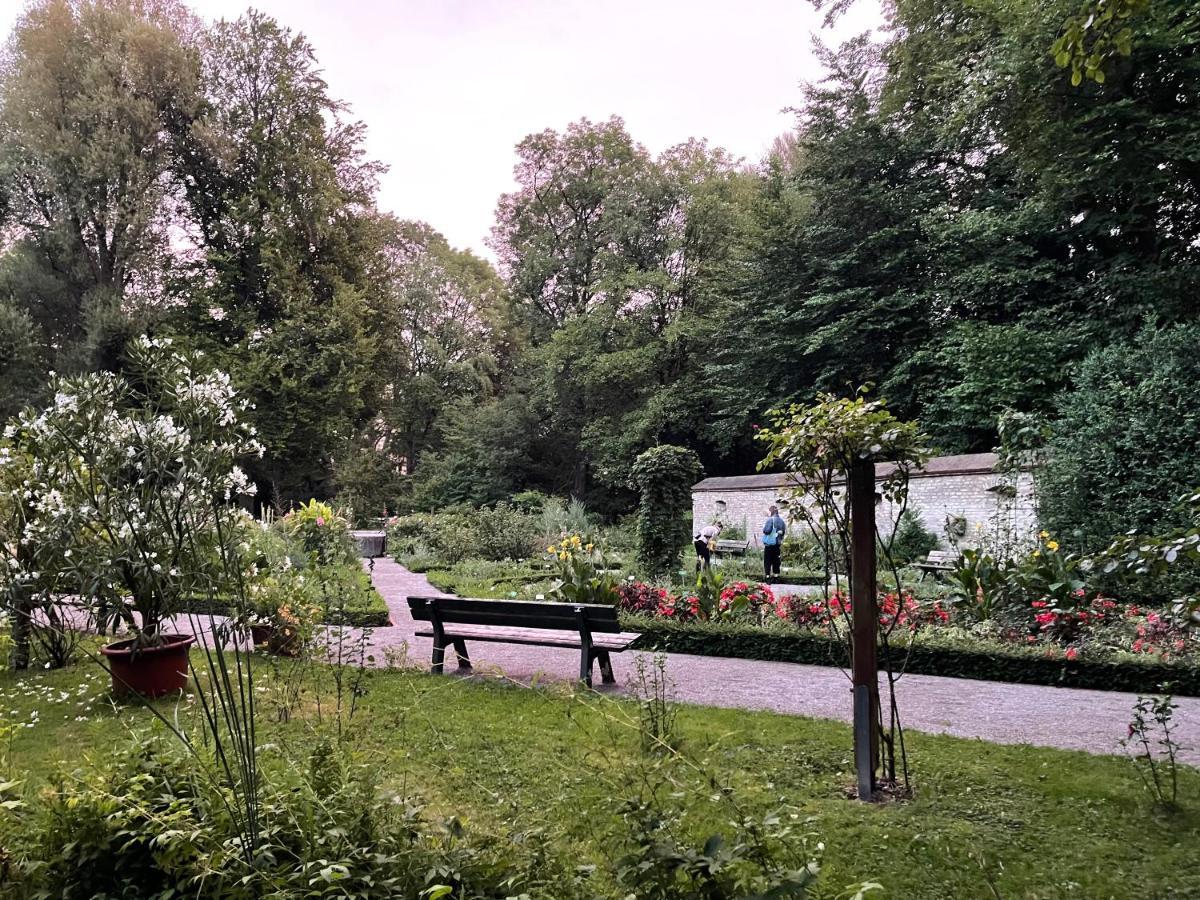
top-left (692, 453), bottom-right (1037, 548)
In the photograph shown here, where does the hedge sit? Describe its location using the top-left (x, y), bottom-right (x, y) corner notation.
top-left (624, 616), bottom-right (1200, 696)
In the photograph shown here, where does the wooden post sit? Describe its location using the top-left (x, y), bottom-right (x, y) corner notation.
top-left (849, 455), bottom-right (879, 800)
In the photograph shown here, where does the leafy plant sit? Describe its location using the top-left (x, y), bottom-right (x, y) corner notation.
top-left (547, 535), bottom-right (621, 606)
top-left (1120, 692), bottom-right (1184, 808)
top-left (631, 445), bottom-right (704, 578)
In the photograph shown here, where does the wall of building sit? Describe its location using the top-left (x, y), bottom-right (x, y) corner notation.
top-left (692, 463), bottom-right (1037, 549)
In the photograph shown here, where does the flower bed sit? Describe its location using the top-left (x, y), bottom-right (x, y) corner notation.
top-left (625, 615), bottom-right (1200, 696)
top-left (614, 576), bottom-right (1200, 694)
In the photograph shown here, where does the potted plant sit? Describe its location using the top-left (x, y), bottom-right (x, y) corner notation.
top-left (1, 337), bottom-right (260, 697)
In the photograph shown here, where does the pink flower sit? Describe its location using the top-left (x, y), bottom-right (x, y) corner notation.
top-left (1065, 647), bottom-right (1078, 661)
top-left (315, 516), bottom-right (325, 527)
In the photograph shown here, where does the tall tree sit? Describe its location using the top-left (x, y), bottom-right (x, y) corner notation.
top-left (0, 0), bottom-right (201, 376)
top-left (168, 10), bottom-right (385, 506)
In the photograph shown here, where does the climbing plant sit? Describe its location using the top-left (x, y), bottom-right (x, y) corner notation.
top-left (631, 445), bottom-right (704, 577)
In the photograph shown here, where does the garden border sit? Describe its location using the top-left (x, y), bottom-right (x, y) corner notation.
top-left (625, 617), bottom-right (1200, 696)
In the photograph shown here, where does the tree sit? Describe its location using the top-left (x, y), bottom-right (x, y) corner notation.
top-left (0, 300), bottom-right (46, 421)
top-left (0, 0), bottom-right (201, 376)
top-left (167, 10), bottom-right (385, 507)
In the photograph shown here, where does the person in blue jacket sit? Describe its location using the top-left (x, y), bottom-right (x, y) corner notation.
top-left (761, 505), bottom-right (786, 580)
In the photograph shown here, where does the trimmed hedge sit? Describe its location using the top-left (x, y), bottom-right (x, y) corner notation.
top-left (624, 616), bottom-right (1200, 697)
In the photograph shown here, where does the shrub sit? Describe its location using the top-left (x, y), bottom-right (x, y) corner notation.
top-left (280, 499), bottom-right (359, 566)
top-left (631, 446), bottom-right (704, 577)
top-left (0, 336), bottom-right (259, 647)
top-left (388, 504), bottom-right (537, 566)
top-left (626, 616), bottom-right (1200, 695)
top-left (1040, 323), bottom-right (1200, 551)
top-left (883, 509), bottom-right (940, 566)
top-left (1, 737), bottom-right (550, 898)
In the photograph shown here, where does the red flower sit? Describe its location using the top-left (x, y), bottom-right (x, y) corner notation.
top-left (1065, 647), bottom-right (1078, 661)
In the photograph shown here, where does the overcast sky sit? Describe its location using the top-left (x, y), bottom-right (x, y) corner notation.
top-left (0, 0), bottom-right (882, 257)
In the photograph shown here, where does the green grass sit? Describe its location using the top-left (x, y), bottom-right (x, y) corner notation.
top-left (1, 654), bottom-right (1198, 898)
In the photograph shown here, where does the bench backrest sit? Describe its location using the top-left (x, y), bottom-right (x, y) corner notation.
top-left (407, 596), bottom-right (622, 634)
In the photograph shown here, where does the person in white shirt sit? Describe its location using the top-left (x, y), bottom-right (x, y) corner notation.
top-left (694, 522), bottom-right (721, 570)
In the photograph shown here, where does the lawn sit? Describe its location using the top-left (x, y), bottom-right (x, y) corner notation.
top-left (1, 653), bottom-right (1197, 899)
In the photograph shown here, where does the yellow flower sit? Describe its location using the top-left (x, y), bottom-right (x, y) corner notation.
top-left (1046, 540), bottom-right (1059, 552)
top-left (1039, 530), bottom-right (1050, 540)
top-left (571, 535), bottom-right (582, 547)
top-left (585, 543), bottom-right (594, 552)
top-left (546, 546), bottom-right (556, 554)
top-left (1032, 550), bottom-right (1041, 558)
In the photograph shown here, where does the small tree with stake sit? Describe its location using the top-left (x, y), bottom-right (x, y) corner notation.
top-left (758, 391), bottom-right (929, 800)
top-left (632, 445), bottom-right (704, 578)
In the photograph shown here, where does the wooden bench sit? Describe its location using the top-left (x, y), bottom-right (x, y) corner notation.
top-left (713, 538), bottom-right (752, 557)
top-left (915, 549), bottom-right (959, 580)
top-left (407, 595), bottom-right (640, 688)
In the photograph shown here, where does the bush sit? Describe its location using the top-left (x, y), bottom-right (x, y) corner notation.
top-left (884, 509), bottom-right (940, 566)
top-left (389, 504), bottom-right (538, 566)
top-left (1, 736), bottom-right (556, 898)
top-left (1040, 323), bottom-right (1200, 552)
top-left (631, 446), bottom-right (704, 577)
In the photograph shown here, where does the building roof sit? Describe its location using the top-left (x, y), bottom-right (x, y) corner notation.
top-left (693, 452), bottom-right (1003, 492)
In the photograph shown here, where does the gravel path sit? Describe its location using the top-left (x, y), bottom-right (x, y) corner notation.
top-left (364, 557), bottom-right (1200, 764)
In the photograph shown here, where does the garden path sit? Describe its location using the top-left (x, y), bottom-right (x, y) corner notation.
top-left (364, 558), bottom-right (1200, 764)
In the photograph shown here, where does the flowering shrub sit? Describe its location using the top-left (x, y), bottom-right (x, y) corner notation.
top-left (547, 535), bottom-right (620, 606)
top-left (283, 499), bottom-right (357, 567)
top-left (718, 581), bottom-right (776, 622)
top-left (617, 580), bottom-right (672, 615)
top-left (0, 337), bottom-right (260, 646)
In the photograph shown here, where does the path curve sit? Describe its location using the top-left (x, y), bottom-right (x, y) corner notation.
top-left (363, 558), bottom-right (1200, 764)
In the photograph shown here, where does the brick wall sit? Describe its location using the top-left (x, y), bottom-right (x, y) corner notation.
top-left (693, 467), bottom-right (1037, 549)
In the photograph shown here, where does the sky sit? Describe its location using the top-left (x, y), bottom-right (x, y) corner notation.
top-left (0, 0), bottom-right (882, 258)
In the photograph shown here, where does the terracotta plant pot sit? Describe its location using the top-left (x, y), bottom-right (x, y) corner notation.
top-left (100, 633), bottom-right (196, 698)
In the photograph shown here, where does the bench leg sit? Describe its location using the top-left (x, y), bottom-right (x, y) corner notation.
top-left (431, 639), bottom-right (446, 675)
top-left (580, 648), bottom-right (595, 688)
top-left (596, 650), bottom-right (615, 684)
top-left (452, 638), bottom-right (471, 671)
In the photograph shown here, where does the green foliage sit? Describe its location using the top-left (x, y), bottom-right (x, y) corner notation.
top-left (1121, 692), bottom-right (1182, 808)
top-left (1040, 324), bottom-right (1200, 551)
top-left (631, 445), bottom-right (704, 577)
top-left (0, 301), bottom-right (45, 422)
top-left (280, 500), bottom-right (359, 567)
top-left (884, 510), bottom-right (940, 567)
top-left (0, 337), bottom-right (259, 644)
top-left (1052, 0), bottom-right (1149, 85)
top-left (758, 391), bottom-right (930, 497)
top-left (547, 535), bottom-right (621, 606)
top-left (388, 504), bottom-right (538, 566)
top-left (0, 736), bottom-right (544, 898)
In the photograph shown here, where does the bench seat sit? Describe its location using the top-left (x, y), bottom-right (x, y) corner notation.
top-left (407, 595), bottom-right (639, 687)
top-left (413, 624), bottom-right (639, 652)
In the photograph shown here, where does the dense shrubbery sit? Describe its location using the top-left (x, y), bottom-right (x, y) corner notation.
top-left (631, 445), bottom-right (704, 577)
top-left (0, 736), bottom-right (565, 898)
top-left (1040, 324), bottom-right (1200, 552)
top-left (387, 503), bottom-right (539, 564)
